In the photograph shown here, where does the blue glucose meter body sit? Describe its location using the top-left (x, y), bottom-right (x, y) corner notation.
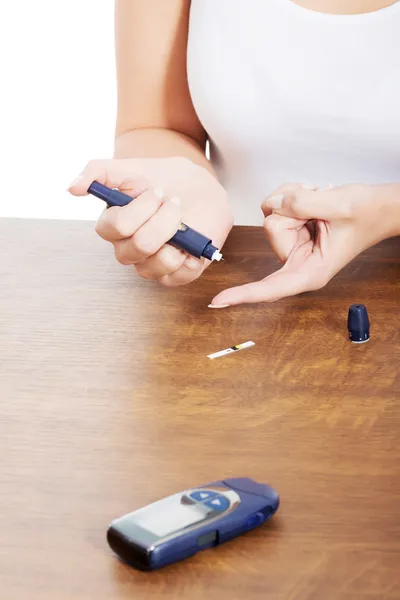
top-left (107, 477), bottom-right (279, 570)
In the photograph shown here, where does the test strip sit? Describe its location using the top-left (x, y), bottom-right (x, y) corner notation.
top-left (207, 341), bottom-right (255, 360)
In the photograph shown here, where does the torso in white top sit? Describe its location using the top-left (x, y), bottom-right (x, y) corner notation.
top-left (187, 0), bottom-right (400, 224)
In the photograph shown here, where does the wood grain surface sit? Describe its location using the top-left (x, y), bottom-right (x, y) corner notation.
top-left (1, 219), bottom-right (399, 600)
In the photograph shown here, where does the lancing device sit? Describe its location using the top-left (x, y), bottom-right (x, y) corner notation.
top-left (88, 181), bottom-right (223, 262)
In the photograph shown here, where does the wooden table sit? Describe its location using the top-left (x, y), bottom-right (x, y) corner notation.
top-left (1, 219), bottom-right (399, 600)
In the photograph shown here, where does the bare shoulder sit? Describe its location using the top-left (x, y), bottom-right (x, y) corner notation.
top-left (115, 0), bottom-right (205, 145)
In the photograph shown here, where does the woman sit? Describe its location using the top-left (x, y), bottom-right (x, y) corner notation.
top-left (68, 0), bottom-right (400, 306)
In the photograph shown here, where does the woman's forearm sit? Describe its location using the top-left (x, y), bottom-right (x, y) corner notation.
top-left (380, 183), bottom-right (400, 237)
top-left (114, 128), bottom-right (217, 176)
top-left (392, 184), bottom-right (400, 236)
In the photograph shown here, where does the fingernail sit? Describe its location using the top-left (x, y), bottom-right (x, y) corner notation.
top-left (154, 186), bottom-right (164, 199)
top-left (169, 196), bottom-right (181, 206)
top-left (208, 303), bottom-right (230, 309)
top-left (67, 174), bottom-right (84, 189)
top-left (267, 193), bottom-right (284, 209)
top-left (302, 183), bottom-right (318, 190)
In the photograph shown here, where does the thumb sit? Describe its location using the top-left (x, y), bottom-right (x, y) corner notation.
top-left (209, 266), bottom-right (309, 307)
top-left (67, 159), bottom-right (148, 198)
top-left (264, 187), bottom-right (349, 221)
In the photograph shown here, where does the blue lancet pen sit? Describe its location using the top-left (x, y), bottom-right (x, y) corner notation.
top-left (88, 181), bottom-right (223, 262)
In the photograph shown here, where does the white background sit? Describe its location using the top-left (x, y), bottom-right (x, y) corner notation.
top-left (0, 1), bottom-right (115, 220)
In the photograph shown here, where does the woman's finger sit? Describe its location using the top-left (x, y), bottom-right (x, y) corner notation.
top-left (134, 245), bottom-right (188, 279)
top-left (158, 255), bottom-right (205, 287)
top-left (95, 188), bottom-right (164, 242)
top-left (261, 182), bottom-right (318, 218)
top-left (264, 213), bottom-right (308, 262)
top-left (209, 266), bottom-right (310, 306)
top-left (113, 197), bottom-right (182, 264)
top-left (68, 158), bottom-right (148, 197)
top-left (209, 241), bottom-right (320, 306)
top-left (265, 186), bottom-right (353, 220)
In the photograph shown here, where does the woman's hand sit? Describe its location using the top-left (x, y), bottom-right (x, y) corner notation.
top-left (69, 157), bottom-right (233, 286)
top-left (210, 182), bottom-right (400, 307)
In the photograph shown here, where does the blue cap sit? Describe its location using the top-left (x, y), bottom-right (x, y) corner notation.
top-left (348, 304), bottom-right (370, 343)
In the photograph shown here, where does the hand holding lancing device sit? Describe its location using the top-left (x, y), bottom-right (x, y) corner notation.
top-left (68, 158), bottom-right (232, 287)
top-left (210, 182), bottom-right (400, 307)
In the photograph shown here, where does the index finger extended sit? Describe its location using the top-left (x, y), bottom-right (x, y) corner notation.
top-left (210, 267), bottom-right (309, 306)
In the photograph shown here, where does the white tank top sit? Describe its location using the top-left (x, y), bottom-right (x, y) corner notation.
top-left (187, 0), bottom-right (400, 225)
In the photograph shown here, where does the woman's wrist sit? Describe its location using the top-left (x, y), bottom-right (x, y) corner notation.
top-left (113, 128), bottom-right (217, 176)
top-left (376, 183), bottom-right (400, 238)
